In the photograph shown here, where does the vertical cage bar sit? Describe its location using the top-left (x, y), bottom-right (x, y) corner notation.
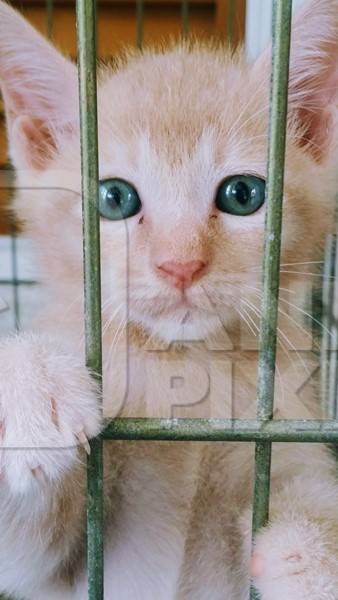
top-left (136, 0), bottom-right (144, 49)
top-left (328, 241), bottom-right (338, 417)
top-left (75, 1), bottom-right (104, 599)
top-left (46, 0), bottom-right (54, 39)
top-left (181, 0), bottom-right (189, 39)
top-left (321, 235), bottom-right (336, 417)
top-left (250, 1), bottom-right (292, 598)
top-left (10, 218), bottom-right (20, 331)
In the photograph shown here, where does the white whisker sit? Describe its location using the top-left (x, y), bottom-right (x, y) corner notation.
top-left (241, 296), bottom-right (311, 376)
top-left (279, 270), bottom-right (333, 278)
top-left (235, 305), bottom-right (258, 337)
top-left (278, 296), bottom-right (332, 337)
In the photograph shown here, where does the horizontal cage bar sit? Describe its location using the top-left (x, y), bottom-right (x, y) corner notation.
top-left (102, 417), bottom-right (338, 443)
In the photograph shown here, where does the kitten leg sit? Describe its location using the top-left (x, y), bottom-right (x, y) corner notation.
top-left (0, 331), bottom-right (101, 599)
top-left (248, 458), bottom-right (338, 600)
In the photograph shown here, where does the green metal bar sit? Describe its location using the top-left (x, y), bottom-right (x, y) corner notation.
top-left (102, 417), bottom-right (338, 443)
top-left (136, 0), bottom-right (144, 49)
top-left (250, 1), bottom-right (292, 598)
top-left (0, 279), bottom-right (37, 286)
top-left (256, 0), bottom-right (292, 424)
top-left (181, 0), bottom-right (189, 39)
top-left (227, 0), bottom-right (236, 47)
top-left (328, 239), bottom-right (338, 418)
top-left (75, 2), bottom-right (104, 599)
top-left (9, 219), bottom-right (20, 331)
top-left (321, 235), bottom-right (336, 417)
top-left (4, 170), bottom-right (20, 331)
top-left (87, 437), bottom-right (104, 597)
top-left (46, 0), bottom-right (54, 39)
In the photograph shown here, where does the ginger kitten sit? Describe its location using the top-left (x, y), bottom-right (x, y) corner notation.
top-left (0, 0), bottom-right (338, 598)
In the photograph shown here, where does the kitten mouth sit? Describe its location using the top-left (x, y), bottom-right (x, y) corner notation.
top-left (146, 294), bottom-right (197, 319)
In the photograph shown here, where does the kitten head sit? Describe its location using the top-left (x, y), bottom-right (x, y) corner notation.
top-left (0, 0), bottom-right (337, 345)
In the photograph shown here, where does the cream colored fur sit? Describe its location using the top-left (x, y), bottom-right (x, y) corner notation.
top-left (0, 0), bottom-right (338, 598)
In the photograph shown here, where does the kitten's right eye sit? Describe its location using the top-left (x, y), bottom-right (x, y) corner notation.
top-left (99, 179), bottom-right (142, 220)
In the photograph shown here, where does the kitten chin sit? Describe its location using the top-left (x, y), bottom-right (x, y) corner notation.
top-left (132, 308), bottom-right (235, 346)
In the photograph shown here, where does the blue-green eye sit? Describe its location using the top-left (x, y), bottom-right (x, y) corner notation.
top-left (99, 179), bottom-right (142, 220)
top-left (215, 175), bottom-right (266, 216)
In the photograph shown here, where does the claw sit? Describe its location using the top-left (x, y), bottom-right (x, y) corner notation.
top-left (30, 465), bottom-right (45, 481)
top-left (50, 397), bottom-right (60, 430)
top-left (76, 429), bottom-right (91, 455)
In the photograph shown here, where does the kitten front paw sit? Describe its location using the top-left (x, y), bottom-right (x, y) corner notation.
top-left (0, 332), bottom-right (102, 494)
top-left (251, 519), bottom-right (338, 600)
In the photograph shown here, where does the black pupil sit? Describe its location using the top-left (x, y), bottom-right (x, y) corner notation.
top-left (231, 181), bottom-right (251, 205)
top-left (106, 186), bottom-right (122, 207)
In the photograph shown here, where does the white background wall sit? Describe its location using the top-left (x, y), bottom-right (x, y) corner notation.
top-left (245, 0), bottom-right (306, 61)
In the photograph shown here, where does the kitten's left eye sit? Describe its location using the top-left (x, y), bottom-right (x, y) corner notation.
top-left (99, 179), bottom-right (142, 220)
top-left (215, 175), bottom-right (266, 216)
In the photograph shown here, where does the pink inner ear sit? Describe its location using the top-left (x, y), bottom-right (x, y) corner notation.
top-left (11, 115), bottom-right (56, 170)
top-left (293, 106), bottom-right (333, 162)
top-left (0, 0), bottom-right (78, 170)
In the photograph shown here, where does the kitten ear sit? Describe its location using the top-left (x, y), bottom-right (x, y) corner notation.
top-left (254, 0), bottom-right (338, 162)
top-left (287, 0), bottom-right (338, 161)
top-left (0, 1), bottom-right (78, 170)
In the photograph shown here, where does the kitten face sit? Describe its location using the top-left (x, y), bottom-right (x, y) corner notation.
top-left (97, 56), bottom-right (268, 342)
top-left (32, 48), bottom-right (331, 345)
top-left (0, 0), bottom-right (337, 345)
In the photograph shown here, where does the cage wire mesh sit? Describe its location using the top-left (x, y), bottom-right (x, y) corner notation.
top-left (0, 1), bottom-right (337, 600)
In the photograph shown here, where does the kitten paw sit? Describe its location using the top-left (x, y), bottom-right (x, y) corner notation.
top-left (251, 519), bottom-right (338, 600)
top-left (0, 333), bottom-right (102, 494)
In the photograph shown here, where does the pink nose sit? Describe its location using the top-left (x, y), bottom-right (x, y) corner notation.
top-left (157, 260), bottom-right (207, 290)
